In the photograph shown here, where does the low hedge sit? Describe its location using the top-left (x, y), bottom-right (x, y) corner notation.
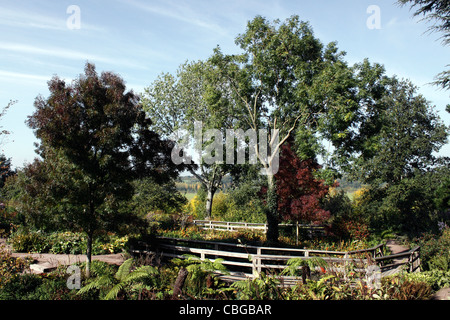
top-left (7, 229), bottom-right (128, 255)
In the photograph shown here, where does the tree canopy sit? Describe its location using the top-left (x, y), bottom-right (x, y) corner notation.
top-left (24, 63), bottom-right (184, 275)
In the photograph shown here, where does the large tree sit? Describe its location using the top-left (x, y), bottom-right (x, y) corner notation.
top-left (26, 63), bottom-right (182, 276)
top-left (142, 61), bottom-right (238, 219)
top-left (209, 16), bottom-right (357, 242)
top-left (349, 74), bottom-right (448, 185)
top-left (347, 69), bottom-right (449, 234)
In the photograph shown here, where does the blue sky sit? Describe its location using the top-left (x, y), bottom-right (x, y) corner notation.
top-left (0, 0), bottom-right (449, 169)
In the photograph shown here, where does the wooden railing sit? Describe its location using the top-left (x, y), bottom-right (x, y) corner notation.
top-left (193, 220), bottom-right (326, 242)
top-left (375, 246), bottom-right (421, 275)
top-left (131, 237), bottom-right (403, 284)
top-left (193, 220), bottom-right (268, 232)
top-left (131, 236), bottom-right (420, 285)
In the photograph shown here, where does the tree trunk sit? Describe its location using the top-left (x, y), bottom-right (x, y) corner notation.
top-left (173, 267), bottom-right (189, 299)
top-left (265, 175), bottom-right (279, 243)
top-left (204, 185), bottom-right (216, 219)
top-left (85, 231), bottom-right (93, 278)
top-left (301, 265), bottom-right (311, 284)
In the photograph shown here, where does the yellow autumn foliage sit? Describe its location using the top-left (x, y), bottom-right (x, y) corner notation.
top-left (352, 187), bottom-right (369, 206)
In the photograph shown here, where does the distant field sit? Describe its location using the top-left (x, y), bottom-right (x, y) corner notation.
top-left (183, 192), bottom-right (197, 201)
top-left (177, 175), bottom-right (362, 203)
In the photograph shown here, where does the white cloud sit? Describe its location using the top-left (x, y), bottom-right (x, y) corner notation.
top-left (0, 7), bottom-right (105, 32)
top-left (0, 70), bottom-right (49, 84)
top-left (123, 0), bottom-right (231, 38)
top-left (0, 42), bottom-right (144, 69)
top-left (386, 17), bottom-right (398, 28)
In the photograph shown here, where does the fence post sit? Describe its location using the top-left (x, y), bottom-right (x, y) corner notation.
top-left (257, 247), bottom-right (262, 274)
top-left (214, 243), bottom-right (219, 260)
top-left (417, 247), bottom-right (421, 272)
top-left (296, 221), bottom-right (299, 246)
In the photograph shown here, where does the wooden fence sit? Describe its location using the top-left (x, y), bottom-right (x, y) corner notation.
top-left (193, 220), bottom-right (325, 243)
top-left (375, 246), bottom-right (421, 276)
top-left (131, 236), bottom-right (419, 285)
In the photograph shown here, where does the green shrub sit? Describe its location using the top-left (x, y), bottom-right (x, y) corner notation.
top-left (0, 245), bottom-right (31, 286)
top-left (407, 270), bottom-right (450, 291)
top-left (8, 228), bottom-right (50, 253)
top-left (0, 273), bottom-right (42, 300)
top-left (381, 275), bottom-right (433, 300)
top-left (93, 234), bottom-right (129, 254)
top-left (48, 231), bottom-right (85, 254)
top-left (415, 228), bottom-right (450, 271)
top-left (0, 207), bottom-right (17, 237)
top-left (32, 275), bottom-right (81, 300)
top-left (232, 273), bottom-right (284, 300)
top-left (8, 230), bottom-right (129, 255)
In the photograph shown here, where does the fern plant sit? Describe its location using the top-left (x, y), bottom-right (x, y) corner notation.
top-left (172, 255), bottom-right (230, 298)
top-left (77, 258), bottom-right (159, 300)
top-left (282, 257), bottom-right (329, 277)
top-left (231, 273), bottom-right (284, 300)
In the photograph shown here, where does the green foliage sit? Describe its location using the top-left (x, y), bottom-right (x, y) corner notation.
top-left (7, 230), bottom-right (128, 255)
top-left (22, 62), bottom-right (182, 276)
top-left (211, 190), bottom-right (266, 223)
top-left (78, 258), bottom-right (159, 300)
top-left (408, 270), bottom-right (450, 291)
top-left (381, 275), bottom-right (433, 300)
top-left (0, 154), bottom-right (14, 190)
top-left (142, 59), bottom-right (237, 219)
top-left (415, 228), bottom-right (450, 271)
top-left (229, 270), bottom-right (436, 300)
top-left (232, 273), bottom-right (284, 300)
top-left (296, 275), bottom-right (338, 300)
top-left (47, 231), bottom-right (85, 254)
top-left (0, 246), bottom-right (31, 288)
top-left (32, 274), bottom-right (81, 300)
top-left (282, 257), bottom-right (328, 277)
top-left (323, 189), bottom-right (354, 219)
top-left (130, 177), bottom-right (187, 216)
top-left (0, 273), bottom-right (42, 300)
top-left (344, 69), bottom-right (448, 235)
top-left (0, 205), bottom-right (20, 238)
top-left (172, 255), bottom-right (231, 298)
top-left (7, 228), bottom-right (50, 253)
top-left (435, 174), bottom-right (450, 213)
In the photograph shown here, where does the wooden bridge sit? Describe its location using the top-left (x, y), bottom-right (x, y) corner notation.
top-left (131, 236), bottom-right (420, 285)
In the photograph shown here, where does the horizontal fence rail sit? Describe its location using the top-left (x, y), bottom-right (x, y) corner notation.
top-left (131, 236), bottom-right (419, 284)
top-left (375, 246), bottom-right (421, 275)
top-left (193, 220), bottom-right (326, 242)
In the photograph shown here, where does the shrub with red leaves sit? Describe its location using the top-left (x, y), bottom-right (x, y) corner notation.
top-left (275, 142), bottom-right (331, 224)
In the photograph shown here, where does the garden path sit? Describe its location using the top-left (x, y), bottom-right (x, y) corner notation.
top-left (385, 239), bottom-right (409, 255)
top-left (0, 238), bottom-right (125, 273)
